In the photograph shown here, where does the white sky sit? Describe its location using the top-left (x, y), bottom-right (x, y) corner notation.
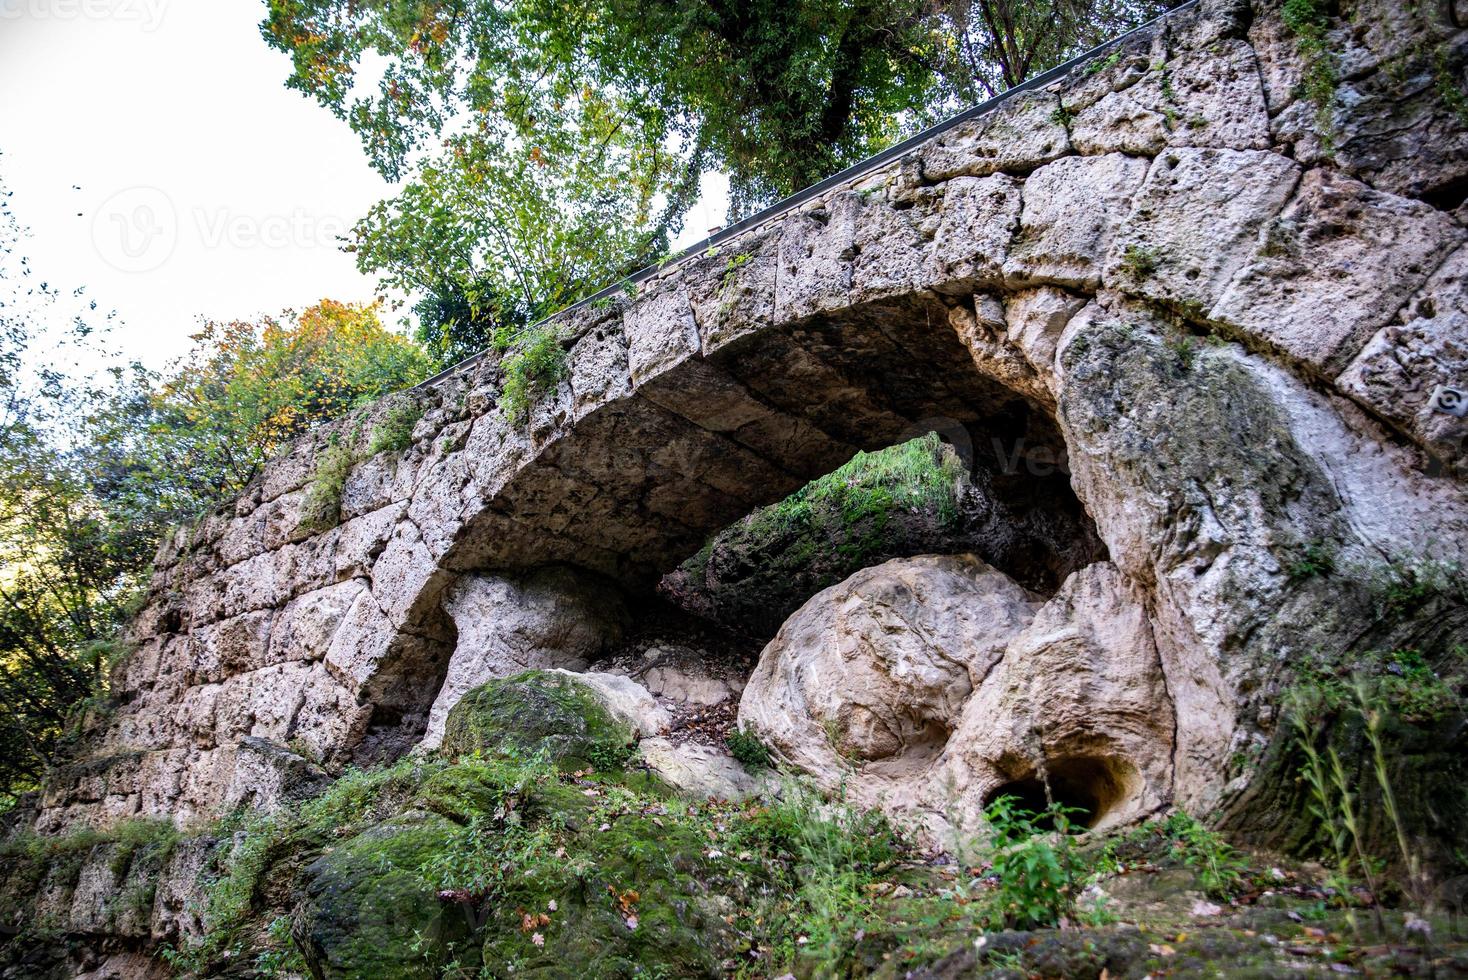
top-left (0, 0), bottom-right (729, 373)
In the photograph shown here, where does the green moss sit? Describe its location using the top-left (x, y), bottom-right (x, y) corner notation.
top-left (500, 324), bottom-right (568, 425)
top-left (298, 811), bottom-right (470, 979)
top-left (670, 433), bottom-right (967, 633)
top-left (299, 432), bottom-right (357, 532)
top-left (365, 397), bottom-right (422, 456)
top-left (440, 671), bottom-right (636, 772)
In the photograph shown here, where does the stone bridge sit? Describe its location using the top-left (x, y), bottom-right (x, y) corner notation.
top-left (39, 0), bottom-right (1468, 837)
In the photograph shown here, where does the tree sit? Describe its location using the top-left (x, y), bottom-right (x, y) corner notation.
top-left (263, 0), bottom-right (1173, 361)
top-left (931, 0), bottom-right (1174, 99)
top-left (261, 0), bottom-right (943, 356)
top-left (0, 161), bottom-right (136, 802)
top-left (111, 300), bottom-right (432, 526)
top-left (0, 261), bottom-right (431, 801)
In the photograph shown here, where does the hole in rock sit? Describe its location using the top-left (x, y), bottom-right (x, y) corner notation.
top-left (984, 755), bottom-right (1139, 831)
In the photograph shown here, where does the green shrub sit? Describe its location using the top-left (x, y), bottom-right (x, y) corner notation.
top-left (1288, 540), bottom-right (1336, 581)
top-left (726, 728), bottom-right (772, 769)
top-left (500, 326), bottom-right (568, 424)
top-left (366, 398), bottom-right (422, 455)
top-left (1159, 811), bottom-right (1247, 898)
top-left (299, 433), bottom-right (357, 531)
top-left (1120, 244), bottom-right (1159, 278)
top-left (1281, 0), bottom-right (1337, 144)
top-left (982, 794), bottom-right (1084, 930)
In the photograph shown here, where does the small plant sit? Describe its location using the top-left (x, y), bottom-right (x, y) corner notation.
top-left (1168, 334), bottom-right (1197, 370)
top-left (1363, 553), bottom-right (1464, 617)
top-left (500, 325), bottom-right (569, 425)
top-left (721, 252), bottom-right (752, 289)
top-left (1159, 811), bottom-right (1247, 898)
top-left (1356, 677), bottom-right (1431, 918)
top-left (1050, 104), bottom-right (1076, 128)
top-left (1120, 244), bottom-right (1159, 278)
top-left (726, 728), bottom-right (772, 769)
top-left (1281, 0), bottom-right (1337, 146)
top-left (1288, 684), bottom-right (1385, 936)
top-left (1434, 45), bottom-right (1468, 126)
top-left (1289, 541), bottom-right (1336, 581)
top-left (299, 432), bottom-right (357, 531)
top-left (366, 398), bottom-right (422, 456)
top-left (586, 737), bottom-right (636, 772)
top-left (1085, 49), bottom-right (1123, 76)
top-left (982, 794), bottom-right (1084, 930)
top-left (254, 915), bottom-right (307, 977)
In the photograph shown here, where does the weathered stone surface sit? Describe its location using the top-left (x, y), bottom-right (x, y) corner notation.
top-left (1068, 39), bottom-right (1269, 156)
top-left (420, 567), bottom-right (629, 749)
top-left (937, 562), bottom-right (1173, 833)
top-left (738, 555), bottom-right (1040, 788)
top-left (626, 281), bottom-right (700, 387)
top-left (1004, 153), bottom-right (1148, 290)
top-left (1337, 245), bottom-right (1468, 476)
top-left (1103, 147), bottom-right (1301, 314)
top-left (928, 174), bottom-right (1022, 289)
top-left (1003, 286), bottom-right (1090, 395)
top-left (637, 737), bottom-right (764, 801)
top-left (917, 91), bottom-right (1070, 183)
top-left (1212, 170), bottom-right (1465, 374)
top-left (689, 230), bottom-right (780, 355)
top-left (774, 194), bottom-right (860, 322)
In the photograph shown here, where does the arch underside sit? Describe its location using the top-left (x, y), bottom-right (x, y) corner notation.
top-left (442, 291), bottom-right (1085, 591)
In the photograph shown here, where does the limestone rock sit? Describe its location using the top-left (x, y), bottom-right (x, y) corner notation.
top-left (928, 174), bottom-right (1022, 290)
top-left (1003, 153), bottom-right (1148, 290)
top-left (1068, 38), bottom-right (1269, 156)
top-left (738, 555), bottom-right (1041, 786)
top-left (917, 90), bottom-right (1070, 183)
top-left (542, 668), bottom-right (672, 737)
top-left (937, 563), bottom-right (1174, 833)
top-left (1212, 170), bottom-right (1465, 375)
top-left (421, 567), bottom-right (628, 749)
top-left (637, 737), bottom-right (764, 801)
top-left (1103, 147), bottom-right (1301, 314)
top-left (1337, 245), bottom-right (1468, 476)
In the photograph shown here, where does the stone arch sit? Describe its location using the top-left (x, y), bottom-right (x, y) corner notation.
top-left (41, 0), bottom-right (1468, 837)
top-left (368, 286), bottom-right (1109, 755)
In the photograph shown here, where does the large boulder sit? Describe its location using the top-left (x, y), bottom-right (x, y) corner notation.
top-left (936, 562), bottom-right (1175, 833)
top-left (421, 567), bottom-right (629, 749)
top-left (439, 671), bottom-right (642, 770)
top-left (296, 810), bottom-right (469, 979)
top-left (659, 435), bottom-right (1101, 638)
top-left (737, 555), bottom-right (1041, 794)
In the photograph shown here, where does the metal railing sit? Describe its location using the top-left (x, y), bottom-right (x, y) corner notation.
top-left (414, 0), bottom-right (1199, 390)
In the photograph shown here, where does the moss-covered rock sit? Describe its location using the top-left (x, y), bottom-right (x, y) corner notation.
top-left (296, 810), bottom-right (469, 979)
top-left (660, 433), bottom-right (1101, 638)
top-left (473, 812), bottom-right (741, 978)
top-left (439, 671), bottom-right (636, 771)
